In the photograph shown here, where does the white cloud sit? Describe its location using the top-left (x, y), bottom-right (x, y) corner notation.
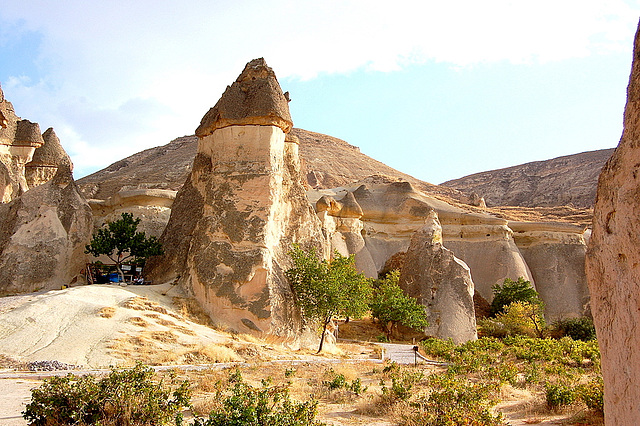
top-left (0, 0), bottom-right (638, 177)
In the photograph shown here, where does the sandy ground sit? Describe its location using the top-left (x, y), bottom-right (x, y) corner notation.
top-left (0, 283), bottom-right (236, 368)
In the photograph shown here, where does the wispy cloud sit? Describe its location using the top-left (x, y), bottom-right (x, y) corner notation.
top-left (1, 0), bottom-right (637, 177)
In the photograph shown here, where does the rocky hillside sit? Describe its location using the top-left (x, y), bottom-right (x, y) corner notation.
top-left (441, 148), bottom-right (614, 208)
top-left (77, 128), bottom-right (462, 202)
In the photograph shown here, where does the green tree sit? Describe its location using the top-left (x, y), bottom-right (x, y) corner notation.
top-left (85, 213), bottom-right (163, 282)
top-left (285, 245), bottom-right (372, 353)
top-left (490, 277), bottom-right (543, 317)
top-left (370, 270), bottom-right (428, 340)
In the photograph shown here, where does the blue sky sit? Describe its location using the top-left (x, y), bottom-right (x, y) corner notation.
top-left (1, 1), bottom-right (639, 184)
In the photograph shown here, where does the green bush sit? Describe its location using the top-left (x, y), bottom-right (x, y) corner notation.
top-left (577, 377), bottom-right (604, 414)
top-left (380, 365), bottom-right (423, 401)
top-left (23, 363), bottom-right (190, 426)
top-left (404, 373), bottom-right (504, 426)
top-left (551, 317), bottom-right (597, 341)
top-left (322, 369), bottom-right (367, 395)
top-left (194, 369), bottom-right (324, 426)
top-left (490, 277), bottom-right (543, 317)
top-left (545, 382), bottom-right (577, 409)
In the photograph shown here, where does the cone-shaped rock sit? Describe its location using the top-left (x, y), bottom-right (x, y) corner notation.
top-left (586, 20), bottom-right (640, 425)
top-left (195, 58), bottom-right (293, 137)
top-left (26, 128), bottom-right (72, 188)
top-left (147, 58), bottom-right (325, 342)
top-left (399, 210), bottom-right (477, 344)
top-left (0, 163), bottom-right (93, 295)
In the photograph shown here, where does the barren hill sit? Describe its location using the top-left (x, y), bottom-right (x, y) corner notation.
top-left (77, 128), bottom-right (460, 201)
top-left (441, 148), bottom-right (614, 208)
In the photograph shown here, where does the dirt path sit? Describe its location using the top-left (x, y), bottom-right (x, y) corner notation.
top-left (0, 378), bottom-right (40, 426)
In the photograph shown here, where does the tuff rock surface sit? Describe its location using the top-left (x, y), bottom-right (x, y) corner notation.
top-left (25, 127), bottom-right (72, 188)
top-left (398, 210), bottom-right (477, 343)
top-left (586, 21), bottom-right (640, 426)
top-left (146, 59), bottom-right (326, 341)
top-left (0, 163), bottom-right (93, 295)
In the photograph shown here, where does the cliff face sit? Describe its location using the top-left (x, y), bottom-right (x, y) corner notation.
top-left (586, 20), bottom-right (640, 426)
top-left (441, 148), bottom-right (614, 208)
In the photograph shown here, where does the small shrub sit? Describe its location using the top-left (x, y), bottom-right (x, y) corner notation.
top-left (551, 317), bottom-right (597, 341)
top-left (381, 366), bottom-right (423, 401)
top-left (578, 377), bottom-right (604, 414)
top-left (194, 369), bottom-right (324, 426)
top-left (490, 277), bottom-right (543, 317)
top-left (404, 373), bottom-right (504, 426)
top-left (322, 369), bottom-right (367, 396)
top-left (23, 363), bottom-right (190, 426)
top-left (545, 382), bottom-right (577, 409)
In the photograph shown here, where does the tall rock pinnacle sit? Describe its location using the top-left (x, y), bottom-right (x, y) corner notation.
top-left (147, 58), bottom-right (325, 343)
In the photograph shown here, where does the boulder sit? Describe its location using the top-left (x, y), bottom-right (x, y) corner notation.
top-left (0, 163), bottom-right (93, 295)
top-left (586, 20), bottom-right (640, 426)
top-left (398, 210), bottom-right (477, 344)
top-left (146, 59), bottom-right (326, 341)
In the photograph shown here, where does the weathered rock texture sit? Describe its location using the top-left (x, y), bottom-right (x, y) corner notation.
top-left (0, 164), bottom-right (93, 295)
top-left (511, 221), bottom-right (588, 320)
top-left (398, 210), bottom-right (477, 343)
top-left (442, 148), bottom-right (614, 208)
top-left (0, 84), bottom-right (44, 202)
top-left (25, 128), bottom-right (72, 188)
top-left (146, 59), bottom-right (326, 340)
top-left (88, 189), bottom-right (176, 238)
top-left (586, 22), bottom-right (640, 426)
top-left (309, 178), bottom-right (535, 303)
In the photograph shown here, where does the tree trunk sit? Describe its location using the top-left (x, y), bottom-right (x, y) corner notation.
top-left (317, 317), bottom-right (332, 354)
top-left (116, 263), bottom-right (125, 283)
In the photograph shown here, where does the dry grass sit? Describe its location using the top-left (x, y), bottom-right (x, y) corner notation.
top-left (173, 296), bottom-right (215, 327)
top-left (127, 316), bottom-right (150, 327)
top-left (123, 296), bottom-right (168, 314)
top-left (98, 306), bottom-right (116, 318)
top-left (0, 353), bottom-right (27, 370)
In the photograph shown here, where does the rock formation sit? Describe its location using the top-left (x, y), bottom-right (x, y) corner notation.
top-left (146, 59), bottom-right (326, 340)
top-left (310, 178), bottom-right (535, 302)
top-left (88, 188), bottom-right (176, 238)
top-left (586, 21), bottom-right (640, 426)
top-left (0, 84), bottom-right (44, 202)
top-left (398, 210), bottom-right (477, 343)
top-left (511, 221), bottom-right (588, 320)
top-left (0, 163), bottom-right (93, 295)
top-left (25, 128), bottom-right (72, 188)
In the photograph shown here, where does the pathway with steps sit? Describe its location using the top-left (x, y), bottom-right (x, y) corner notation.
top-left (377, 342), bottom-right (448, 365)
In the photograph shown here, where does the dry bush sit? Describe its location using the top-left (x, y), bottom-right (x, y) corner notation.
top-left (98, 306), bottom-right (116, 318)
top-left (123, 296), bottom-right (168, 314)
top-left (182, 344), bottom-right (241, 364)
top-left (127, 316), bottom-right (150, 327)
top-left (0, 353), bottom-right (27, 369)
top-left (150, 330), bottom-right (178, 343)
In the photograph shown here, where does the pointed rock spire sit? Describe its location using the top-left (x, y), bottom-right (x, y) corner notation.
top-left (195, 58), bottom-right (293, 137)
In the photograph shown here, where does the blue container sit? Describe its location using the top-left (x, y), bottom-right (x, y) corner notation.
top-left (108, 273), bottom-right (121, 283)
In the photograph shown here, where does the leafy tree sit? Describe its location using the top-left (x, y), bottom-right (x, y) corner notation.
top-left (285, 245), bottom-right (373, 353)
top-left (85, 213), bottom-right (163, 282)
top-left (370, 270), bottom-right (428, 339)
top-left (490, 277), bottom-right (543, 317)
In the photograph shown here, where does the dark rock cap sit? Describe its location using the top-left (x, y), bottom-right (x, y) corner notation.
top-left (14, 120), bottom-right (44, 147)
top-left (27, 128), bottom-right (72, 168)
top-left (195, 58), bottom-right (293, 137)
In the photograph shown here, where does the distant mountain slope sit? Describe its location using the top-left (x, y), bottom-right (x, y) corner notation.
top-left (441, 148), bottom-right (615, 208)
top-left (77, 128), bottom-right (460, 201)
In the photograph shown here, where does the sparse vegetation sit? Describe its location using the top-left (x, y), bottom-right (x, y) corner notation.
top-left (490, 277), bottom-right (543, 317)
